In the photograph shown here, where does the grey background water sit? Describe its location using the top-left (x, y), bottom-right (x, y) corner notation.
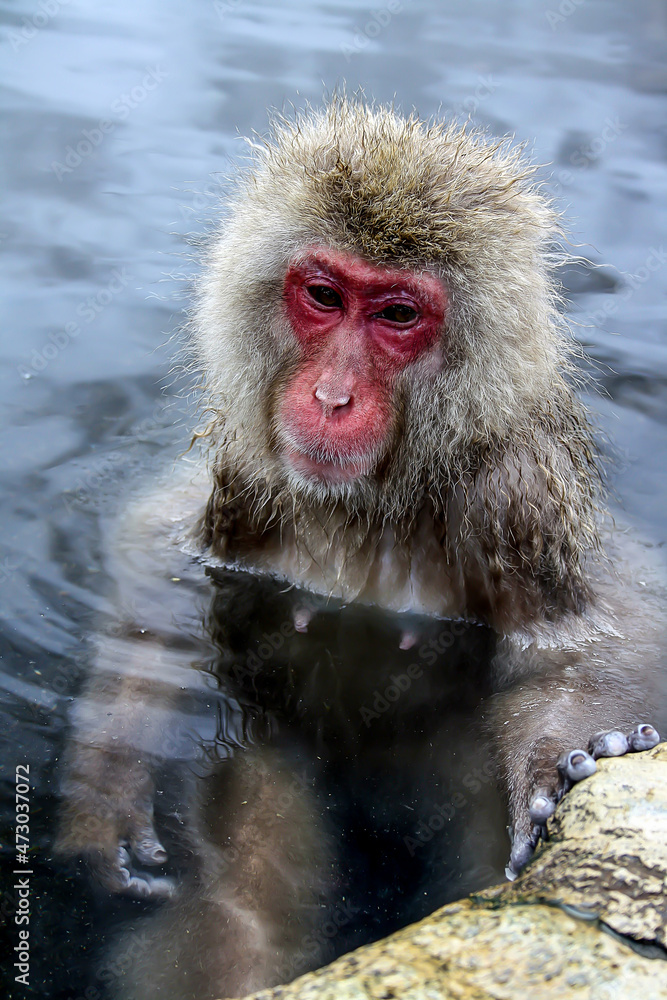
top-left (0, 0), bottom-right (666, 997)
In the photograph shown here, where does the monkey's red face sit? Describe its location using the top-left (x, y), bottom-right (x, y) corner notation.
top-left (278, 249), bottom-right (447, 486)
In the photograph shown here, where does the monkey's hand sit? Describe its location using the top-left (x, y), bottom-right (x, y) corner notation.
top-left (56, 744), bottom-right (175, 899)
top-left (506, 723), bottom-right (660, 880)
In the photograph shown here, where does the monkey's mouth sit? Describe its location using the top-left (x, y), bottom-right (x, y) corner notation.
top-left (281, 444), bottom-right (374, 485)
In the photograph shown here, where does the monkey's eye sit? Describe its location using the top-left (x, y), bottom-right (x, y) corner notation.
top-left (306, 285), bottom-right (343, 309)
top-left (374, 304), bottom-right (418, 325)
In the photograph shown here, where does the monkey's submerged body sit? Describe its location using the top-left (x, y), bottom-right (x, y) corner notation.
top-left (58, 100), bottom-right (665, 1000)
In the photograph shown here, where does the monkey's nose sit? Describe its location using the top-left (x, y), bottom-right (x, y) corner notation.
top-left (315, 385), bottom-right (351, 406)
top-left (314, 385), bottom-right (352, 416)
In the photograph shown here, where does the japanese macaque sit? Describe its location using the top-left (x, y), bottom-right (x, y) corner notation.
top-left (57, 99), bottom-right (665, 1000)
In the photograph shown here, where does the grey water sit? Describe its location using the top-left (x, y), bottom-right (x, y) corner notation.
top-left (1, 0), bottom-right (666, 997)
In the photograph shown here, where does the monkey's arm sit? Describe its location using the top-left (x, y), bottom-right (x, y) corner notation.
top-left (455, 439), bottom-right (664, 876)
top-left (57, 465), bottom-right (214, 896)
top-left (488, 544), bottom-right (664, 877)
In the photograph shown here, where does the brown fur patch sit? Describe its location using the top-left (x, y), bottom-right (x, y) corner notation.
top-left (194, 97), bottom-right (604, 628)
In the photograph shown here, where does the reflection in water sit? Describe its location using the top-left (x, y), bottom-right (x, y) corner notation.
top-left (59, 565), bottom-right (504, 1000)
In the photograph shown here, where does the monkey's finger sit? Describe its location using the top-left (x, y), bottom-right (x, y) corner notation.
top-left (588, 730), bottom-right (629, 759)
top-left (627, 723), bottom-right (660, 752)
top-left (129, 824), bottom-right (168, 866)
top-left (124, 872), bottom-right (176, 899)
top-left (556, 748), bottom-right (596, 789)
top-left (505, 825), bottom-right (541, 881)
top-left (514, 786), bottom-right (560, 879)
top-left (528, 788), bottom-right (556, 825)
top-left (92, 846), bottom-right (175, 899)
top-left (91, 845), bottom-right (138, 893)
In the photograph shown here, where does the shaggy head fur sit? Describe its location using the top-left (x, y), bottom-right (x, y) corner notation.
top-left (193, 98), bottom-right (602, 617)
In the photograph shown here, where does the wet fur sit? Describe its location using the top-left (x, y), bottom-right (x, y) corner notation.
top-left (191, 96), bottom-right (664, 862)
top-left (195, 98), bottom-right (601, 633)
top-left (57, 98), bottom-right (666, 1000)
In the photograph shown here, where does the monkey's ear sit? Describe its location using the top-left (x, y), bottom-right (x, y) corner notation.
top-left (447, 432), bottom-right (599, 630)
